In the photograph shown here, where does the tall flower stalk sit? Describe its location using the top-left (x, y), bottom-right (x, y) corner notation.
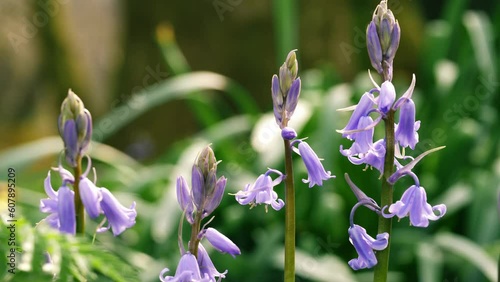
top-left (40, 90), bottom-right (137, 236)
top-left (234, 50), bottom-right (334, 281)
top-left (160, 145), bottom-right (240, 281)
top-left (337, 1), bottom-right (446, 281)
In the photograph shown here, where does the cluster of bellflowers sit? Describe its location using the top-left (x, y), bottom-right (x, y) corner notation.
top-left (233, 50), bottom-right (334, 211)
top-left (159, 146), bottom-right (240, 281)
top-left (40, 90), bottom-right (137, 236)
top-left (337, 0), bottom-right (446, 270)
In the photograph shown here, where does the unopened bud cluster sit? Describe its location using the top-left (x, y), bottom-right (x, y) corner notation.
top-left (366, 0), bottom-right (400, 80)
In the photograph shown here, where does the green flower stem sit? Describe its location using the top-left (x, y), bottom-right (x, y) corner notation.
top-left (373, 108), bottom-right (395, 282)
top-left (283, 139), bottom-right (295, 282)
top-left (189, 212), bottom-right (202, 258)
top-left (73, 156), bottom-right (85, 235)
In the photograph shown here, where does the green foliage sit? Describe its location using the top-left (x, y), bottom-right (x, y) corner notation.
top-left (0, 217), bottom-right (139, 282)
top-left (0, 0), bottom-right (499, 281)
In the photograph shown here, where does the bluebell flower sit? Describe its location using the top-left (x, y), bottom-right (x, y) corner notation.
top-left (234, 169), bottom-right (285, 211)
top-left (281, 127), bottom-right (297, 140)
top-left (79, 177), bottom-right (102, 219)
top-left (377, 81), bottom-right (396, 115)
top-left (197, 244), bottom-right (228, 281)
top-left (292, 140), bottom-right (335, 187)
top-left (159, 253), bottom-right (211, 282)
top-left (58, 90), bottom-right (92, 167)
top-left (382, 185), bottom-right (446, 227)
top-left (341, 137), bottom-right (386, 174)
top-left (338, 93), bottom-right (376, 140)
top-left (271, 50), bottom-right (301, 128)
top-left (191, 146), bottom-right (227, 219)
top-left (200, 227), bottom-right (241, 258)
top-left (176, 176), bottom-right (195, 224)
top-left (348, 224), bottom-right (389, 270)
top-left (57, 185), bottom-right (76, 234)
top-left (395, 99), bottom-right (420, 149)
top-left (40, 171), bottom-right (76, 234)
top-left (98, 188), bottom-right (137, 236)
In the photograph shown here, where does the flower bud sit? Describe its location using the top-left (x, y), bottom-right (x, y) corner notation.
top-left (366, 0), bottom-right (400, 76)
top-left (58, 90), bottom-right (92, 167)
top-left (271, 50), bottom-right (302, 128)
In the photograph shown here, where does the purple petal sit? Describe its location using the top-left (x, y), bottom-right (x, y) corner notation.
top-left (197, 244), bottom-right (228, 280)
top-left (348, 224), bottom-right (385, 270)
top-left (58, 185), bottom-right (76, 235)
top-left (395, 99), bottom-right (419, 149)
top-left (203, 176), bottom-right (226, 218)
top-left (99, 188), bottom-right (137, 236)
top-left (281, 127), bottom-right (297, 140)
top-left (79, 177), bottom-right (102, 219)
top-left (297, 141), bottom-right (334, 188)
top-left (378, 81), bottom-right (396, 114)
top-left (340, 93), bottom-right (375, 139)
top-left (191, 165), bottom-right (204, 209)
top-left (62, 120), bottom-right (78, 167)
top-left (366, 21), bottom-right (383, 73)
top-left (176, 176), bottom-right (194, 224)
top-left (285, 78), bottom-right (301, 117)
top-left (203, 228), bottom-right (241, 257)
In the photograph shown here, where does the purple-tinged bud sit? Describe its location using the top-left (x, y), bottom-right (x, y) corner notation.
top-left (203, 176), bottom-right (226, 218)
top-left (58, 90), bottom-right (93, 167)
top-left (281, 127), bottom-right (297, 140)
top-left (272, 50), bottom-right (301, 128)
top-left (378, 81), bottom-right (396, 114)
top-left (191, 165), bottom-right (204, 210)
top-left (285, 78), bottom-right (301, 118)
top-left (197, 146), bottom-right (217, 178)
top-left (202, 227), bottom-right (241, 258)
top-left (176, 176), bottom-right (195, 224)
top-left (367, 0), bottom-right (401, 77)
top-left (366, 21), bottom-right (383, 74)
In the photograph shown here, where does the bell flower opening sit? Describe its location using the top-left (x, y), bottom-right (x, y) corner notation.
top-left (234, 169), bottom-right (285, 211)
top-left (292, 140), bottom-right (335, 188)
top-left (382, 185), bottom-right (446, 228)
top-left (348, 224), bottom-right (389, 270)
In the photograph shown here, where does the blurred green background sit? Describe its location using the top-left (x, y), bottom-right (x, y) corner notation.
top-left (0, 0), bottom-right (499, 281)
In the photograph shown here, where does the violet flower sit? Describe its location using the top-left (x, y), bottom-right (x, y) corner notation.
top-left (40, 171), bottom-right (76, 235)
top-left (291, 140), bottom-right (335, 188)
top-left (395, 99), bottom-right (420, 150)
top-left (234, 169), bottom-right (285, 211)
top-left (271, 50), bottom-right (301, 128)
top-left (197, 244), bottom-right (228, 281)
top-left (348, 224), bottom-right (389, 270)
top-left (159, 253), bottom-right (211, 282)
top-left (382, 185), bottom-right (446, 227)
top-left (58, 90), bottom-right (92, 167)
top-left (98, 188), bottom-right (137, 236)
top-left (200, 228), bottom-right (241, 258)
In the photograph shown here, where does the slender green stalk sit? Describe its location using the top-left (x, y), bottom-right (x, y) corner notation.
top-left (373, 108), bottom-right (395, 282)
top-left (283, 139), bottom-right (295, 282)
top-left (73, 156), bottom-right (85, 234)
top-left (188, 212), bottom-right (202, 257)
